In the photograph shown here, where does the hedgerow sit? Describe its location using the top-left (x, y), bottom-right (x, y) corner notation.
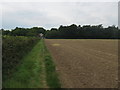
top-left (2, 36), bottom-right (40, 81)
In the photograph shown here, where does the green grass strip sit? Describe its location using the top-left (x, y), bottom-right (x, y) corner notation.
top-left (42, 40), bottom-right (61, 88)
top-left (3, 39), bottom-right (61, 88)
top-left (3, 40), bottom-right (45, 88)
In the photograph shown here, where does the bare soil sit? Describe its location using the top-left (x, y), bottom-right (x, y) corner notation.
top-left (44, 39), bottom-right (118, 88)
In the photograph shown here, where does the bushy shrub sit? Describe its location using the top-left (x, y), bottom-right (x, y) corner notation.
top-left (2, 36), bottom-right (40, 81)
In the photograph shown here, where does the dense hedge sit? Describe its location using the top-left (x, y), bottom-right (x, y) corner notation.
top-left (2, 36), bottom-right (40, 81)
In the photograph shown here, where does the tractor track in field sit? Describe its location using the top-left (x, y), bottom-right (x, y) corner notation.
top-left (45, 39), bottom-right (118, 88)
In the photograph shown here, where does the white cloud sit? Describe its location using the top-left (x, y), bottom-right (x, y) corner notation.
top-left (1, 2), bottom-right (118, 30)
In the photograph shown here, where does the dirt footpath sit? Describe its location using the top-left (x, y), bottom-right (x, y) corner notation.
top-left (44, 39), bottom-right (118, 88)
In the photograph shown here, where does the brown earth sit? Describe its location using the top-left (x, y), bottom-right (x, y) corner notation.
top-left (44, 39), bottom-right (118, 88)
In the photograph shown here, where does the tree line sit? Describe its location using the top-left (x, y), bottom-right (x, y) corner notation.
top-left (2, 24), bottom-right (120, 39)
top-left (2, 27), bottom-right (46, 37)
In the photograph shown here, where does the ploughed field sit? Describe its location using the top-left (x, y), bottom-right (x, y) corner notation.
top-left (45, 39), bottom-right (118, 88)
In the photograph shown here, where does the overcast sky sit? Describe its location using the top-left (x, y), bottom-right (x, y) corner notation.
top-left (1, 1), bottom-right (118, 30)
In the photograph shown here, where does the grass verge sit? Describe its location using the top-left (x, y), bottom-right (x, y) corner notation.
top-left (42, 40), bottom-right (61, 88)
top-left (3, 40), bottom-right (44, 88)
top-left (3, 39), bottom-right (61, 88)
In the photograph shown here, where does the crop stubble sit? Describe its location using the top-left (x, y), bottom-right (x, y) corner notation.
top-left (45, 39), bottom-right (118, 88)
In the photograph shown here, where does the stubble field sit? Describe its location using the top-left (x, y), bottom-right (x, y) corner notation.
top-left (45, 39), bottom-right (118, 88)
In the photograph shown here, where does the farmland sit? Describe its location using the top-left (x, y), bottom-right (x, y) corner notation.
top-left (45, 39), bottom-right (118, 88)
